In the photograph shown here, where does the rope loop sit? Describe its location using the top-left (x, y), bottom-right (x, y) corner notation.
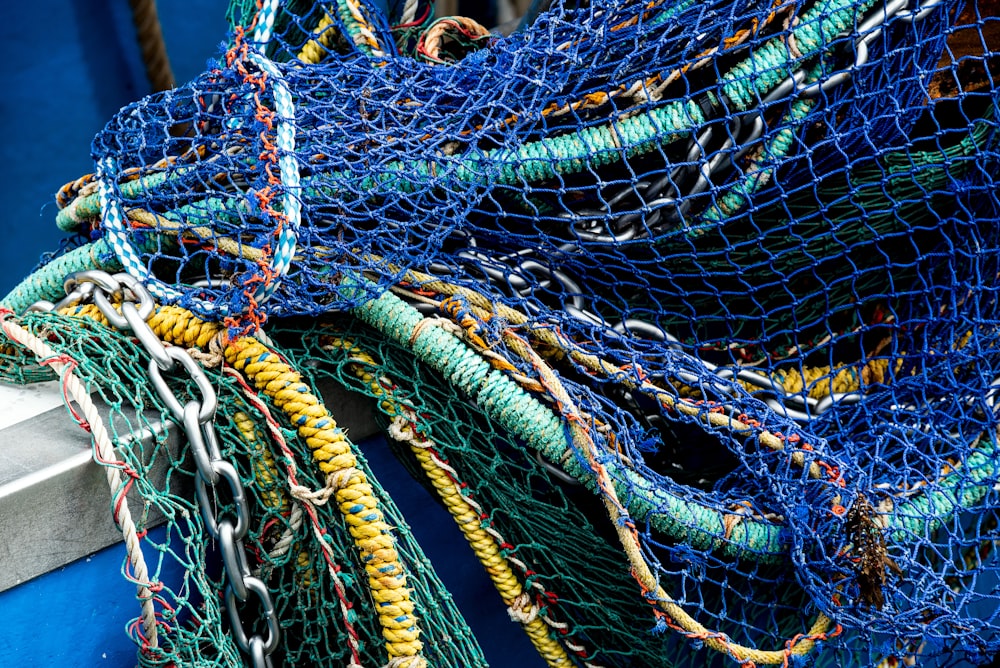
top-left (97, 42), bottom-right (300, 326)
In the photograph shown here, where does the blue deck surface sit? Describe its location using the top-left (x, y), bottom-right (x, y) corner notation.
top-left (0, 4), bottom-right (545, 666)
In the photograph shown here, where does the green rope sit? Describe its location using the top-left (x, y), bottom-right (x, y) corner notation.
top-left (1, 239), bottom-right (124, 314)
top-left (345, 272), bottom-right (1000, 561)
top-left (700, 95), bottom-right (818, 225)
top-left (56, 0), bottom-right (871, 232)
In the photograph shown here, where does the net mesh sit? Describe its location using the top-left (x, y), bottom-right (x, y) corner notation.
top-left (3, 0), bottom-right (1000, 665)
top-left (1, 307), bottom-right (485, 667)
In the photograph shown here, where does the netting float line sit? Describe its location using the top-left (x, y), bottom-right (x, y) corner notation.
top-left (3, 0), bottom-right (1000, 666)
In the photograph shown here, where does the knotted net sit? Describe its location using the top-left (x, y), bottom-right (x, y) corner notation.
top-left (3, 0), bottom-right (1000, 665)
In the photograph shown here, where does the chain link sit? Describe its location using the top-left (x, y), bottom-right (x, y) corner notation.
top-left (56, 270), bottom-right (279, 668)
top-left (418, 0), bottom-right (946, 427)
top-left (573, 0), bottom-right (944, 243)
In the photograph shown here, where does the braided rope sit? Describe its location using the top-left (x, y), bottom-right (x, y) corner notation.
top-left (341, 280), bottom-right (843, 663)
top-left (128, 0), bottom-right (175, 92)
top-left (399, 0), bottom-right (420, 26)
top-left (391, 415), bottom-right (575, 667)
top-left (326, 337), bottom-right (581, 667)
top-left (224, 370), bottom-right (366, 665)
top-left (297, 11), bottom-right (339, 64)
top-left (253, 0), bottom-right (282, 46)
top-left (224, 336), bottom-right (427, 664)
top-left (0, 310), bottom-right (160, 648)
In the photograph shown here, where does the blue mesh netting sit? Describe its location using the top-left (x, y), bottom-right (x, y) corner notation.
top-left (6, 0), bottom-right (1000, 664)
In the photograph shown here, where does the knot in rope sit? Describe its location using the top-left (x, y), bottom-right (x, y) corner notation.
top-left (507, 592), bottom-right (541, 624)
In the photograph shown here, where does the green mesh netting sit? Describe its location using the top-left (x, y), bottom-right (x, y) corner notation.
top-left (0, 308), bottom-right (485, 667)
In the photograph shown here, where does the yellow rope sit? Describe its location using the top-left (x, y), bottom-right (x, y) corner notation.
top-left (482, 328), bottom-right (837, 665)
top-left (58, 302), bottom-right (226, 349)
top-left (297, 11), bottom-right (339, 65)
top-left (224, 336), bottom-right (426, 664)
top-left (54, 303), bottom-right (425, 665)
top-left (148, 304), bottom-right (225, 348)
top-left (233, 411), bottom-right (318, 588)
top-left (771, 358), bottom-right (896, 397)
top-left (235, 410), bottom-right (287, 511)
top-left (323, 337), bottom-right (576, 667)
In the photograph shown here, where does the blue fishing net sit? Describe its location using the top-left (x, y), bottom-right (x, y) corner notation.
top-left (6, 0), bottom-right (1000, 665)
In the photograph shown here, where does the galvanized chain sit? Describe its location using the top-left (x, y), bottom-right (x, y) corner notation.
top-left (50, 270), bottom-right (280, 668)
top-left (557, 0), bottom-right (945, 244)
top-left (420, 0), bottom-right (944, 425)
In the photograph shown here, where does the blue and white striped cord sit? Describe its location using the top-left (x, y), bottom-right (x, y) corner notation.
top-left (246, 50), bottom-right (302, 307)
top-left (98, 158), bottom-right (190, 309)
top-left (97, 49), bottom-right (300, 319)
top-left (247, 0), bottom-right (301, 309)
top-left (253, 0), bottom-right (282, 46)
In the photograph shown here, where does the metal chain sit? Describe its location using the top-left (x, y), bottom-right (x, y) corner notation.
top-left (49, 270), bottom-right (280, 668)
top-left (557, 0), bottom-right (945, 244)
top-left (417, 0), bottom-right (946, 424)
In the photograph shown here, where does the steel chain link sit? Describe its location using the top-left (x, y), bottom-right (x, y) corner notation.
top-left (420, 0), bottom-right (945, 424)
top-left (50, 270), bottom-right (279, 668)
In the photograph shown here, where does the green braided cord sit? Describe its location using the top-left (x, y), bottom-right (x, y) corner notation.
top-left (336, 0), bottom-right (378, 58)
top-left (346, 273), bottom-right (788, 559)
top-left (700, 95), bottom-right (818, 225)
top-left (719, 0), bottom-right (872, 110)
top-left (646, 0), bottom-right (700, 29)
top-left (57, 169), bottom-right (177, 231)
top-left (0, 239), bottom-right (124, 313)
top-left (347, 273), bottom-right (1000, 560)
top-left (887, 435), bottom-right (998, 542)
top-left (57, 0), bottom-right (871, 230)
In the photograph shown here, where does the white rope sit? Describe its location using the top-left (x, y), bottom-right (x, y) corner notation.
top-left (0, 314), bottom-right (159, 647)
top-left (506, 592), bottom-right (540, 624)
top-left (400, 0), bottom-right (419, 25)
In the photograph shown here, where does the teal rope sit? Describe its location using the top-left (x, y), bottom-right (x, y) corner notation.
top-left (335, 0), bottom-right (384, 58)
top-left (347, 274), bottom-right (1000, 560)
top-left (699, 94), bottom-right (818, 225)
top-left (347, 273), bottom-right (785, 559)
top-left (56, 0), bottom-right (874, 231)
top-left (887, 434), bottom-right (998, 542)
top-left (0, 239), bottom-right (124, 314)
top-left (57, 170), bottom-right (177, 231)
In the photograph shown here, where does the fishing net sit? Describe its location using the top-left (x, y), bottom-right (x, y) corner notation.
top-left (2, 0), bottom-right (1000, 665)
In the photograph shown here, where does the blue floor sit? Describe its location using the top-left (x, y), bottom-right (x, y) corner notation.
top-left (1, 1), bottom-right (230, 297)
